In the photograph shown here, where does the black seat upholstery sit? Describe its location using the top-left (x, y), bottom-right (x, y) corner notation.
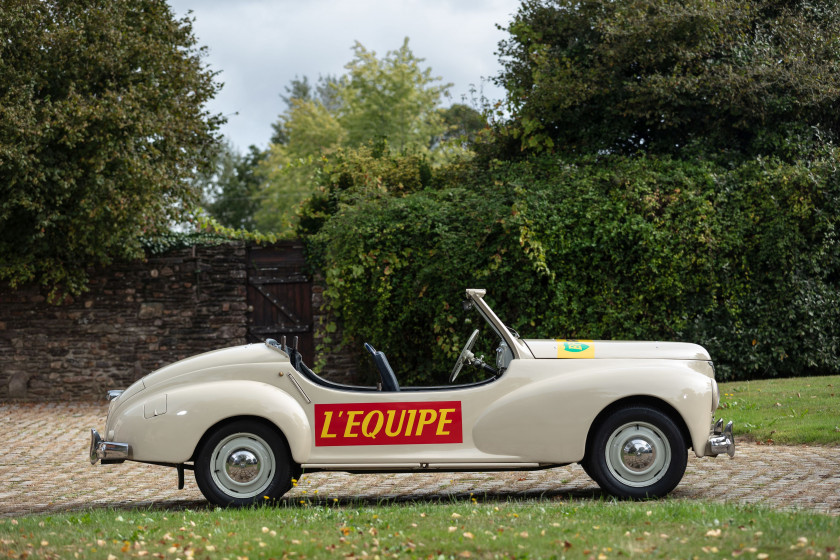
top-left (364, 343), bottom-right (400, 392)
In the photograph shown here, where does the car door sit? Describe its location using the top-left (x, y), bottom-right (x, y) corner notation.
top-left (298, 374), bottom-right (539, 468)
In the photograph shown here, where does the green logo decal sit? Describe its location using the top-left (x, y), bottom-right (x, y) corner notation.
top-left (564, 342), bottom-right (590, 353)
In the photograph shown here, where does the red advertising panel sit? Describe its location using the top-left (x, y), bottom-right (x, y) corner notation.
top-left (315, 401), bottom-right (463, 446)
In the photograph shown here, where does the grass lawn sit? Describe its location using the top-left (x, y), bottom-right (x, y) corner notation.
top-left (718, 374), bottom-right (840, 445)
top-left (2, 500), bottom-right (839, 559)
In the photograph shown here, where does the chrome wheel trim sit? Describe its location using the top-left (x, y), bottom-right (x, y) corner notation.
top-left (605, 421), bottom-right (671, 488)
top-left (210, 433), bottom-right (275, 498)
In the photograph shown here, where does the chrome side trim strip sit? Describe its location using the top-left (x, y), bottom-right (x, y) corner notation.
top-left (287, 373), bottom-right (311, 404)
top-left (302, 463), bottom-right (420, 470)
top-left (301, 462), bottom-right (544, 471)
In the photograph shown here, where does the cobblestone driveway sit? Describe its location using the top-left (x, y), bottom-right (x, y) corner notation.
top-left (1, 403), bottom-right (838, 517)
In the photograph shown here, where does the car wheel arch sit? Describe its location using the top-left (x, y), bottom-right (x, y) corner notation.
top-left (191, 415), bottom-right (302, 478)
top-left (583, 395), bottom-right (691, 461)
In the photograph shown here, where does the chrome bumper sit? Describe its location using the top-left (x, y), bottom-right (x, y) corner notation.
top-left (89, 429), bottom-right (129, 465)
top-left (706, 418), bottom-right (735, 457)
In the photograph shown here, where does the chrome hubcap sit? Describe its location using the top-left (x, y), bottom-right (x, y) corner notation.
top-left (621, 438), bottom-right (656, 471)
top-left (605, 421), bottom-right (671, 488)
top-left (225, 449), bottom-right (261, 483)
top-left (210, 433), bottom-right (275, 498)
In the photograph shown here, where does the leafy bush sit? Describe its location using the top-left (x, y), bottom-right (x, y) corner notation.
top-left (308, 150), bottom-right (840, 382)
top-left (304, 148), bottom-right (509, 385)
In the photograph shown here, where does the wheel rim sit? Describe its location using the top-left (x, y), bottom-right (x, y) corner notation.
top-left (210, 433), bottom-right (276, 499)
top-left (604, 421), bottom-right (671, 488)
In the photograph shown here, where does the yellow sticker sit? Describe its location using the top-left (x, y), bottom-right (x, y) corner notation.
top-left (556, 339), bottom-right (594, 359)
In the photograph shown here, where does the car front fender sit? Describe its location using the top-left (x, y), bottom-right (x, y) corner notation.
top-left (472, 360), bottom-right (714, 463)
top-left (109, 380), bottom-right (311, 465)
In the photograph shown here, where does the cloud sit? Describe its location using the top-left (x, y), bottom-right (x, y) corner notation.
top-left (168, 0), bottom-right (519, 150)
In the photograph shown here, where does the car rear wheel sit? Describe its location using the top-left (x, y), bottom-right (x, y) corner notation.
top-left (195, 420), bottom-right (295, 507)
top-left (584, 405), bottom-right (687, 499)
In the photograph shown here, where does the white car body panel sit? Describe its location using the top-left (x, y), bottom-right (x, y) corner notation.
top-left (103, 341), bottom-right (716, 467)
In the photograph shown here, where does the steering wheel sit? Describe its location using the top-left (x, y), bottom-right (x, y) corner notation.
top-left (450, 329), bottom-right (480, 383)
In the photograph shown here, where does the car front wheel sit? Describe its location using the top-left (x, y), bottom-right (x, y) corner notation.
top-left (194, 420), bottom-right (295, 507)
top-left (584, 405), bottom-right (687, 499)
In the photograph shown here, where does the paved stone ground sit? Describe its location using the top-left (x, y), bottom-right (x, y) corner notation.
top-left (1, 402), bottom-right (838, 517)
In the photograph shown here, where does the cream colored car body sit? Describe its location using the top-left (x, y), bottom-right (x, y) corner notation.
top-left (91, 288), bottom-right (731, 502)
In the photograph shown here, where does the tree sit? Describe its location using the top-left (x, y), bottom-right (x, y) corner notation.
top-left (256, 95), bottom-right (346, 231)
top-left (494, 0), bottom-right (840, 157)
top-left (200, 143), bottom-right (265, 231)
top-left (337, 39), bottom-right (451, 152)
top-left (0, 0), bottom-right (223, 300)
top-left (438, 103), bottom-right (487, 145)
top-left (254, 39), bottom-right (458, 232)
top-left (270, 75), bottom-right (342, 145)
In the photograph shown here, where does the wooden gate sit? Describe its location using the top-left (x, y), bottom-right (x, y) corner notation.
top-left (246, 242), bottom-right (314, 365)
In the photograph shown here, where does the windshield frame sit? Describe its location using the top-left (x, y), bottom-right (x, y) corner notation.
top-left (466, 289), bottom-right (528, 360)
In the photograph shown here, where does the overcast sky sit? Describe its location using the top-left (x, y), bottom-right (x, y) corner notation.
top-left (166, 0), bottom-right (521, 152)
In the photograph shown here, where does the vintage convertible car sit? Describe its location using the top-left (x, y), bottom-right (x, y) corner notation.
top-left (90, 288), bottom-right (734, 506)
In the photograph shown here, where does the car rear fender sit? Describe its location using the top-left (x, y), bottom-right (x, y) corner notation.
top-left (110, 380), bottom-right (311, 464)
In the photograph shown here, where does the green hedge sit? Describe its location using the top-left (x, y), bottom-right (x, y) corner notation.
top-left (307, 150), bottom-right (840, 382)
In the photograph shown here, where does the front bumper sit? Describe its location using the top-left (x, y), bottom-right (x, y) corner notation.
top-left (706, 418), bottom-right (735, 457)
top-left (89, 429), bottom-right (129, 465)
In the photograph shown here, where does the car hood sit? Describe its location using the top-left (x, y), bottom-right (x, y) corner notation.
top-left (523, 339), bottom-right (711, 361)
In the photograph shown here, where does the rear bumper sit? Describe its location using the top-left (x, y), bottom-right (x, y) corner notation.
top-left (705, 418), bottom-right (735, 457)
top-left (89, 429), bottom-right (129, 465)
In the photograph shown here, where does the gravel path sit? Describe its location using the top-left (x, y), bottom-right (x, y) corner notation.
top-left (1, 402), bottom-right (838, 517)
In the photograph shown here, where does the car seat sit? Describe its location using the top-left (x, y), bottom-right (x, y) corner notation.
top-left (363, 343), bottom-right (400, 392)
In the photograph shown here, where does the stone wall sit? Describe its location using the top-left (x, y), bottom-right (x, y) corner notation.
top-left (0, 242), bottom-right (358, 400)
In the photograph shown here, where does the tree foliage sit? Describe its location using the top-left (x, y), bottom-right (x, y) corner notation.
top-left (255, 39), bottom-right (483, 232)
top-left (200, 143), bottom-right (265, 231)
top-left (494, 0), bottom-right (840, 157)
top-left (303, 0), bottom-right (840, 383)
top-left (337, 39), bottom-right (451, 152)
top-left (0, 0), bottom-right (223, 300)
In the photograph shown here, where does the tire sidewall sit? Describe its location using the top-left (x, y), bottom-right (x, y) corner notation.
top-left (195, 420), bottom-right (293, 507)
top-left (585, 406), bottom-right (687, 499)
